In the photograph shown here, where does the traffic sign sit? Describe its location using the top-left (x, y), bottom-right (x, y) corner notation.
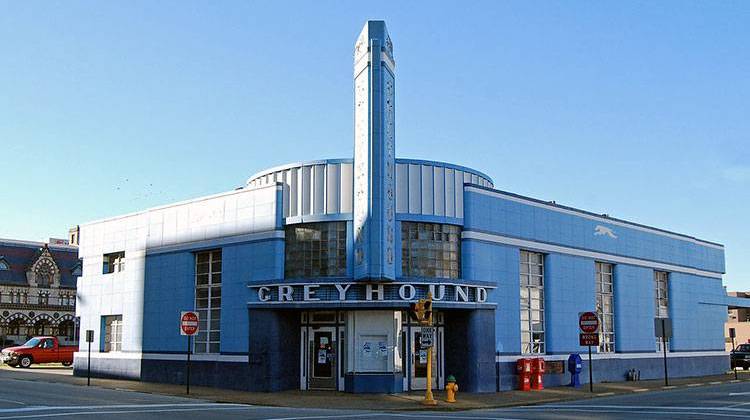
top-left (579, 333), bottom-right (599, 346)
top-left (654, 318), bottom-right (672, 338)
top-left (579, 312), bottom-right (600, 333)
top-left (420, 326), bottom-right (435, 349)
top-left (180, 311), bottom-right (199, 336)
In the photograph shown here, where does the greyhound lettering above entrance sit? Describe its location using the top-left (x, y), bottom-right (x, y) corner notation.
top-left (249, 282), bottom-right (492, 304)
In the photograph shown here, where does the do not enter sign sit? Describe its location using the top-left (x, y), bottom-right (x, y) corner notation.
top-left (180, 311), bottom-right (199, 336)
top-left (579, 312), bottom-right (600, 334)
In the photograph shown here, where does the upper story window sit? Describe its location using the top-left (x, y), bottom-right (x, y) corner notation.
top-left (102, 251), bottom-right (125, 274)
top-left (0, 258), bottom-right (9, 270)
top-left (595, 262), bottom-right (615, 353)
top-left (285, 222), bottom-right (347, 278)
top-left (520, 250), bottom-right (545, 354)
top-left (401, 222), bottom-right (460, 279)
top-left (655, 270), bottom-right (670, 352)
top-left (195, 249), bottom-right (222, 354)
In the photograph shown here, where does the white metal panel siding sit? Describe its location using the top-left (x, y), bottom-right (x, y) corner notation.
top-left (421, 165), bottom-right (434, 215)
top-left (396, 163), bottom-right (408, 213)
top-left (455, 170), bottom-right (464, 219)
top-left (289, 168), bottom-right (298, 217)
top-left (433, 166), bottom-right (445, 216)
top-left (313, 164), bottom-right (325, 214)
top-left (301, 166), bottom-right (311, 216)
top-left (445, 169), bottom-right (455, 217)
top-left (408, 164), bottom-right (422, 214)
top-left (340, 163), bottom-right (353, 214)
top-left (326, 164), bottom-right (340, 214)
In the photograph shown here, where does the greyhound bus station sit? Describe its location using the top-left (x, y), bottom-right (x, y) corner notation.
top-left (73, 20), bottom-right (750, 393)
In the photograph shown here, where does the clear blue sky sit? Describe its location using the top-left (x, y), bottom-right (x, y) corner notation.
top-left (1, 2), bottom-right (748, 289)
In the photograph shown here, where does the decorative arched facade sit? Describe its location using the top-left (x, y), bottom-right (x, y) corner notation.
top-left (0, 240), bottom-right (78, 346)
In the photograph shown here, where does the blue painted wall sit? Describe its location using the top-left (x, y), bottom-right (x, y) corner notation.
top-left (670, 272), bottom-right (727, 351)
top-left (462, 239), bottom-right (520, 354)
top-left (545, 253), bottom-right (596, 355)
top-left (613, 264), bottom-right (657, 353)
top-left (142, 238), bottom-right (285, 354)
top-left (464, 189), bottom-right (724, 274)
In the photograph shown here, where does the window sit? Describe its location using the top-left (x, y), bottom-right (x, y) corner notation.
top-left (103, 315), bottom-right (123, 352)
top-left (285, 222), bottom-right (347, 278)
top-left (0, 258), bottom-right (9, 270)
top-left (595, 262), bottom-right (615, 353)
top-left (520, 251), bottom-right (545, 354)
top-left (102, 251), bottom-right (125, 274)
top-left (38, 292), bottom-right (49, 305)
top-left (655, 271), bottom-right (669, 351)
top-left (401, 222), bottom-right (461, 279)
top-left (195, 250), bottom-right (221, 354)
top-left (71, 259), bottom-right (82, 277)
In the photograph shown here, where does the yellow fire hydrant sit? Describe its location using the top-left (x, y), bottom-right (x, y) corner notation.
top-left (445, 375), bottom-right (458, 403)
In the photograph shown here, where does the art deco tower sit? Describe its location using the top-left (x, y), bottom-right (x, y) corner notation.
top-left (353, 21), bottom-right (396, 281)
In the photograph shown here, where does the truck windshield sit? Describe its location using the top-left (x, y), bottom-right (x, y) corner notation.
top-left (23, 338), bottom-right (41, 347)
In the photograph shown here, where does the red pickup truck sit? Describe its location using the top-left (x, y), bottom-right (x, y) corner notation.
top-left (1, 336), bottom-right (76, 368)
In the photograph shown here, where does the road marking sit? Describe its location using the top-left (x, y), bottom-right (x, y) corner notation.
top-left (687, 383), bottom-right (704, 387)
top-left (729, 391), bottom-right (750, 396)
top-left (263, 415), bottom-right (388, 420)
top-left (0, 403), bottom-right (250, 414)
top-left (709, 381), bottom-right (722, 384)
top-left (598, 392), bottom-right (615, 396)
top-left (516, 404), bottom-right (750, 412)
top-left (0, 399), bottom-right (25, 406)
top-left (663, 385), bottom-right (676, 389)
top-left (0, 406), bottom-right (254, 419)
top-left (506, 407), bottom-right (748, 418)
top-left (632, 388), bottom-right (649, 392)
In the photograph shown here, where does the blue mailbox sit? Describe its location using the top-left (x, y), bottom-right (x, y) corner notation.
top-left (568, 353), bottom-right (583, 388)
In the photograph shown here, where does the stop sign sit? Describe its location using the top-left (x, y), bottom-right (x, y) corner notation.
top-left (180, 311), bottom-right (199, 336)
top-left (579, 312), bottom-right (600, 333)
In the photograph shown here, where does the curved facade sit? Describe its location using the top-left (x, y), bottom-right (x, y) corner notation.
top-left (73, 20), bottom-right (748, 394)
top-left (246, 158), bottom-right (492, 222)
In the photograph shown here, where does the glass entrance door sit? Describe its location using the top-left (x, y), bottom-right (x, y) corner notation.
top-left (410, 328), bottom-right (440, 390)
top-left (309, 328), bottom-right (337, 389)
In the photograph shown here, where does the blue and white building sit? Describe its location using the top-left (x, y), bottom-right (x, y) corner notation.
top-left (74, 21), bottom-right (750, 393)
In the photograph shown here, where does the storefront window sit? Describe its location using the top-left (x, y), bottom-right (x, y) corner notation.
top-left (401, 222), bottom-right (460, 279)
top-left (285, 222), bottom-right (347, 278)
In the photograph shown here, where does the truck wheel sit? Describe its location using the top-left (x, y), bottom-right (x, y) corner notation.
top-left (62, 362), bottom-right (72, 367)
top-left (19, 356), bottom-right (32, 368)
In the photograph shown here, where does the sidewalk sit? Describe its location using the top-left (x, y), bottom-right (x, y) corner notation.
top-left (1, 364), bottom-right (748, 411)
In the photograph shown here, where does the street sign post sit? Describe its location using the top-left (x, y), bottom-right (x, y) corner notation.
top-left (729, 328), bottom-right (739, 380)
top-left (654, 317), bottom-right (672, 386)
top-left (420, 326), bottom-right (435, 349)
top-left (180, 311), bottom-right (199, 394)
top-left (579, 312), bottom-right (600, 393)
top-left (85, 329), bottom-right (94, 386)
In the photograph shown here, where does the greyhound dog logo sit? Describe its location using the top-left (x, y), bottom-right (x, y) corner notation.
top-left (594, 225), bottom-right (618, 239)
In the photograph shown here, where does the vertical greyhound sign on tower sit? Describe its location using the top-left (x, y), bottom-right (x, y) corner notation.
top-left (353, 21), bottom-right (396, 282)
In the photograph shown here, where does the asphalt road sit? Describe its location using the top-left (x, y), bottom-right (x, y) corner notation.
top-left (0, 375), bottom-right (748, 419)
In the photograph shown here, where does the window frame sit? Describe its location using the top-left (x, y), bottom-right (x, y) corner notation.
top-left (595, 261), bottom-right (615, 353)
top-left (102, 251), bottom-right (125, 274)
top-left (400, 222), bottom-right (461, 279)
top-left (284, 222), bottom-right (347, 278)
top-left (194, 249), bottom-right (222, 354)
top-left (520, 250), bottom-right (545, 354)
top-left (102, 315), bottom-right (123, 352)
top-left (654, 270), bottom-right (670, 352)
